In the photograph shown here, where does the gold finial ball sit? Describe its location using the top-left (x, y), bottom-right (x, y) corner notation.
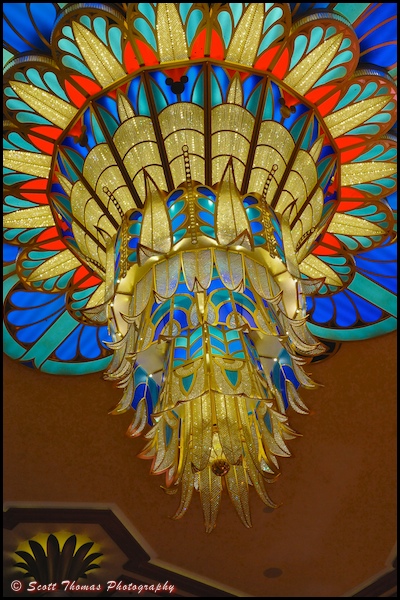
top-left (211, 458), bottom-right (230, 477)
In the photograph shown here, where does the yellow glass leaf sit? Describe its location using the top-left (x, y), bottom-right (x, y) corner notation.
top-left (4, 150), bottom-right (51, 178)
top-left (81, 144), bottom-right (135, 216)
top-left (226, 3), bottom-right (264, 66)
top-left (160, 102), bottom-right (204, 137)
top-left (236, 399), bottom-right (260, 468)
top-left (275, 150), bottom-right (318, 217)
top-left (341, 162), bottom-right (396, 186)
top-left (249, 121), bottom-right (294, 199)
top-left (113, 116), bottom-right (167, 198)
top-left (117, 90), bottom-right (136, 122)
top-left (215, 161), bottom-right (251, 246)
top-left (299, 254), bottom-right (343, 287)
top-left (56, 173), bottom-right (73, 195)
top-left (10, 81), bottom-right (77, 129)
top-left (280, 213), bottom-right (301, 277)
top-left (133, 269), bottom-right (153, 316)
top-left (153, 415), bottom-right (179, 473)
top-left (70, 181), bottom-right (116, 242)
top-left (139, 175), bottom-right (172, 254)
top-left (72, 21), bottom-right (126, 87)
top-left (3, 205), bottom-right (54, 228)
top-left (173, 453), bottom-right (195, 519)
top-left (227, 74), bottom-right (243, 105)
top-left (191, 393), bottom-right (213, 472)
top-left (214, 393), bottom-right (242, 465)
top-left (309, 136), bottom-right (325, 162)
top-left (214, 249), bottom-right (244, 290)
top-left (225, 465), bottom-right (252, 528)
top-left (160, 103), bottom-right (205, 187)
top-left (244, 256), bottom-right (277, 300)
top-left (27, 249), bottom-right (82, 281)
top-left (324, 96), bottom-right (391, 138)
top-left (285, 380), bottom-right (309, 414)
top-left (258, 409), bottom-right (290, 458)
top-left (155, 255), bottom-right (180, 298)
top-left (245, 456), bottom-right (277, 508)
top-left (199, 467), bottom-right (222, 534)
top-left (85, 282), bottom-right (107, 308)
top-left (181, 249), bottom-right (213, 291)
top-left (157, 3), bottom-right (188, 62)
top-left (104, 235), bottom-right (116, 301)
top-left (291, 188), bottom-right (324, 251)
top-left (71, 221), bottom-right (106, 272)
top-left (211, 102), bottom-right (254, 189)
top-left (327, 212), bottom-right (385, 236)
top-left (284, 33), bottom-right (343, 95)
top-left (110, 371), bottom-right (135, 414)
top-left (126, 397), bottom-right (148, 437)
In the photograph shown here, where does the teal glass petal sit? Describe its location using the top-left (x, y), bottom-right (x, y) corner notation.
top-left (138, 3), bottom-right (156, 27)
top-left (134, 18), bottom-right (156, 50)
top-left (316, 66), bottom-right (348, 87)
top-left (109, 26), bottom-right (123, 63)
top-left (58, 37), bottom-right (83, 59)
top-left (289, 34), bottom-right (307, 70)
top-left (258, 24), bottom-right (284, 55)
top-left (61, 55), bottom-right (95, 79)
top-left (187, 10), bottom-right (203, 46)
top-left (218, 12), bottom-right (232, 48)
top-left (43, 72), bottom-right (70, 102)
top-left (93, 17), bottom-right (107, 45)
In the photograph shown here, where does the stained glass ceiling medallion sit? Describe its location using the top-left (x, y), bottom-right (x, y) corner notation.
top-left (3, 3), bottom-right (397, 531)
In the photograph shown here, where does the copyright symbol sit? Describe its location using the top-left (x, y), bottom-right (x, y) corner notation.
top-left (11, 580), bottom-right (23, 592)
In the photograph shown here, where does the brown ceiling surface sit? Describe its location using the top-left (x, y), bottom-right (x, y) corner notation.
top-left (3, 331), bottom-right (397, 597)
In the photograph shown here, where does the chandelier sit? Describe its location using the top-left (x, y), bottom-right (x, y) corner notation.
top-left (3, 3), bottom-right (397, 532)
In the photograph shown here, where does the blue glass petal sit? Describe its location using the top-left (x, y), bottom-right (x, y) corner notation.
top-left (347, 290), bottom-right (383, 324)
top-left (308, 295), bottom-right (334, 324)
top-left (3, 3), bottom-right (57, 54)
top-left (55, 325), bottom-right (81, 360)
top-left (355, 5), bottom-right (397, 69)
top-left (3, 243), bottom-right (19, 262)
top-left (79, 324), bottom-right (103, 359)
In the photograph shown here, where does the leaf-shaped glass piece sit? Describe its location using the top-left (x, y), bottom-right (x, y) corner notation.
top-left (3, 2), bottom-right (397, 534)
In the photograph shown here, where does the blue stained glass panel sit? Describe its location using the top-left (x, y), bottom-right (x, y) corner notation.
top-left (197, 188), bottom-right (216, 200)
top-left (209, 337), bottom-right (226, 354)
top-left (3, 3), bottom-right (57, 53)
top-left (330, 292), bottom-right (358, 327)
top-left (348, 291), bottom-right (383, 323)
top-left (80, 325), bottom-right (103, 359)
top-left (173, 347), bottom-right (187, 360)
top-left (308, 295), bottom-right (334, 324)
top-left (55, 326), bottom-right (80, 360)
top-left (190, 336), bottom-right (203, 356)
top-left (3, 243), bottom-right (19, 262)
top-left (167, 189), bottom-right (184, 207)
top-left (281, 364), bottom-right (298, 387)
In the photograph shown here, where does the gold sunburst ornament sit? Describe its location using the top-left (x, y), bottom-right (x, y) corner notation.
top-left (3, 3), bottom-right (397, 531)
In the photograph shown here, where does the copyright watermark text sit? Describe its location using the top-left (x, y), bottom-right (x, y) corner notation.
top-left (10, 580), bottom-right (176, 594)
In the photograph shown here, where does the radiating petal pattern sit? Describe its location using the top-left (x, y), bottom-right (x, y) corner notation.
top-left (3, 3), bottom-right (397, 531)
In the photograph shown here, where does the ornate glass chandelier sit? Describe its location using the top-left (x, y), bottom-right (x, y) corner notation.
top-left (3, 3), bottom-right (397, 532)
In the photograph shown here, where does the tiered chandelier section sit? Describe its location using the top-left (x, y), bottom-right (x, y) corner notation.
top-left (3, 3), bottom-right (397, 530)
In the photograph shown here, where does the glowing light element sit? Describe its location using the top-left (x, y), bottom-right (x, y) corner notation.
top-left (3, 3), bottom-right (397, 531)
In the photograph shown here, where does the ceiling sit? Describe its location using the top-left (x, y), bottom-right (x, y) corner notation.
top-left (2, 2), bottom-right (397, 597)
top-left (3, 330), bottom-right (397, 597)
